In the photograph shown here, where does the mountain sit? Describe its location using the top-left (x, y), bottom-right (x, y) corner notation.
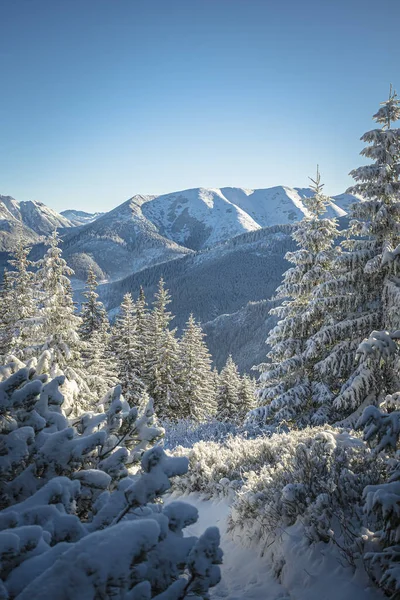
top-left (140, 187), bottom-right (261, 250)
top-left (100, 224), bottom-right (296, 333)
top-left (61, 209), bottom-right (104, 226)
top-left (60, 196), bottom-right (193, 282)
top-left (136, 185), bottom-right (353, 251)
top-left (0, 195), bottom-right (73, 251)
top-left (220, 186), bottom-right (347, 226)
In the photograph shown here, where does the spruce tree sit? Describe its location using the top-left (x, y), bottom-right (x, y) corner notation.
top-left (80, 266), bottom-right (109, 342)
top-left (178, 314), bottom-right (217, 421)
top-left (238, 374), bottom-right (256, 419)
top-left (307, 89), bottom-right (400, 420)
top-left (35, 230), bottom-right (83, 371)
top-left (80, 267), bottom-right (116, 398)
top-left (253, 169), bottom-right (339, 426)
top-left (112, 293), bottom-right (145, 406)
top-left (134, 286), bottom-right (151, 383)
top-left (217, 355), bottom-right (242, 422)
top-left (0, 269), bottom-right (14, 359)
top-left (145, 279), bottom-right (181, 419)
top-left (0, 242), bottom-right (38, 359)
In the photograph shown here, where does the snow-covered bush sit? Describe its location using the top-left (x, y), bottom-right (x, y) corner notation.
top-left (161, 417), bottom-right (245, 451)
top-left (229, 428), bottom-right (385, 557)
top-left (0, 358), bottom-right (222, 599)
top-left (172, 426), bottom-right (386, 570)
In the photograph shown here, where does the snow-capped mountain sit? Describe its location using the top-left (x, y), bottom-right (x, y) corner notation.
top-left (60, 196), bottom-right (192, 282)
top-left (140, 188), bottom-right (261, 250)
top-left (61, 209), bottom-right (104, 226)
top-left (220, 186), bottom-right (347, 226)
top-left (0, 195), bottom-right (73, 251)
top-left (138, 185), bottom-right (353, 250)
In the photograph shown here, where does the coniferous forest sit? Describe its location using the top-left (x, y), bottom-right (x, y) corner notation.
top-left (1, 89), bottom-right (400, 599)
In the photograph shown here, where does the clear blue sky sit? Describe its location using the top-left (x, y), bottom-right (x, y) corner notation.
top-left (1, 0), bottom-right (399, 213)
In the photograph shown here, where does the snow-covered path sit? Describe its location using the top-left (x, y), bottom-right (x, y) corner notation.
top-left (166, 493), bottom-right (386, 600)
top-left (167, 493), bottom-right (288, 599)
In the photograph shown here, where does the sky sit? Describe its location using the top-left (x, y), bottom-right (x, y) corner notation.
top-left (1, 0), bottom-right (399, 213)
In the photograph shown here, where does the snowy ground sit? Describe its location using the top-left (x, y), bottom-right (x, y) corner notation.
top-left (166, 493), bottom-right (385, 600)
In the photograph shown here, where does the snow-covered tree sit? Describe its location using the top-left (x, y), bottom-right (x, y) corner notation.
top-left (178, 314), bottom-right (217, 421)
top-left (80, 266), bottom-right (109, 342)
top-left (146, 279), bottom-right (181, 420)
top-left (80, 267), bottom-right (116, 398)
top-left (112, 293), bottom-right (145, 406)
top-left (34, 230), bottom-right (83, 371)
top-left (0, 357), bottom-right (222, 599)
top-left (307, 89), bottom-right (400, 421)
top-left (0, 269), bottom-right (14, 360)
top-left (252, 169), bottom-right (339, 426)
top-left (357, 376), bottom-right (400, 596)
top-left (217, 355), bottom-right (242, 422)
top-left (135, 285), bottom-right (151, 383)
top-left (0, 243), bottom-right (38, 360)
top-left (238, 374), bottom-right (256, 418)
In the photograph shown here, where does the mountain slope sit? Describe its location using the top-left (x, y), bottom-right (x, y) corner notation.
top-left (61, 209), bottom-right (104, 226)
top-left (220, 186), bottom-right (347, 226)
top-left (138, 186), bottom-right (352, 251)
top-left (0, 195), bottom-right (73, 251)
top-left (100, 224), bottom-right (295, 332)
top-left (61, 196), bottom-right (193, 282)
top-left (140, 187), bottom-right (261, 250)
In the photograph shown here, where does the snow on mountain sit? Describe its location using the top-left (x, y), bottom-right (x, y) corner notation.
top-left (60, 195), bottom-right (192, 282)
top-left (0, 194), bottom-right (73, 251)
top-left (220, 186), bottom-right (347, 227)
top-left (61, 209), bottom-right (104, 226)
top-left (331, 192), bottom-right (363, 213)
top-left (138, 186), bottom-right (351, 250)
top-left (141, 187), bottom-right (261, 250)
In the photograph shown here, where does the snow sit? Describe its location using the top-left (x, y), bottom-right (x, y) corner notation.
top-left (166, 493), bottom-right (385, 600)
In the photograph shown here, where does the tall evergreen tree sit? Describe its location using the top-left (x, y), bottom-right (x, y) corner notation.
top-left (79, 267), bottom-right (116, 397)
top-left (35, 230), bottom-right (83, 371)
top-left (306, 90), bottom-right (400, 420)
top-left (0, 242), bottom-right (38, 359)
top-left (253, 169), bottom-right (339, 426)
top-left (134, 286), bottom-right (151, 383)
top-left (112, 293), bottom-right (145, 406)
top-left (145, 279), bottom-right (181, 419)
top-left (217, 355), bottom-right (242, 422)
top-left (0, 269), bottom-right (14, 360)
top-left (178, 314), bottom-right (217, 421)
top-left (80, 267), bottom-right (109, 342)
top-left (238, 374), bottom-right (256, 419)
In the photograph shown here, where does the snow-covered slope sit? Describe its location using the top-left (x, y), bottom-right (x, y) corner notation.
top-left (141, 187), bottom-right (261, 250)
top-left (221, 185), bottom-right (347, 226)
top-left (60, 195), bottom-right (192, 282)
top-left (60, 209), bottom-right (104, 226)
top-left (139, 186), bottom-right (351, 250)
top-left (0, 194), bottom-right (73, 251)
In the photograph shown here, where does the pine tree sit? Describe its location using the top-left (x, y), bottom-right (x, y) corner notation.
top-left (217, 355), bottom-right (242, 421)
top-left (238, 374), bottom-right (256, 419)
top-left (306, 89), bottom-right (400, 421)
top-left (0, 243), bottom-right (38, 359)
top-left (80, 267), bottom-right (116, 398)
top-left (145, 279), bottom-right (181, 419)
top-left (0, 269), bottom-right (14, 360)
top-left (178, 314), bottom-right (217, 421)
top-left (35, 230), bottom-right (83, 371)
top-left (253, 169), bottom-right (339, 426)
top-left (135, 285), bottom-right (151, 383)
top-left (80, 266), bottom-right (109, 342)
top-left (112, 293), bottom-right (145, 406)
